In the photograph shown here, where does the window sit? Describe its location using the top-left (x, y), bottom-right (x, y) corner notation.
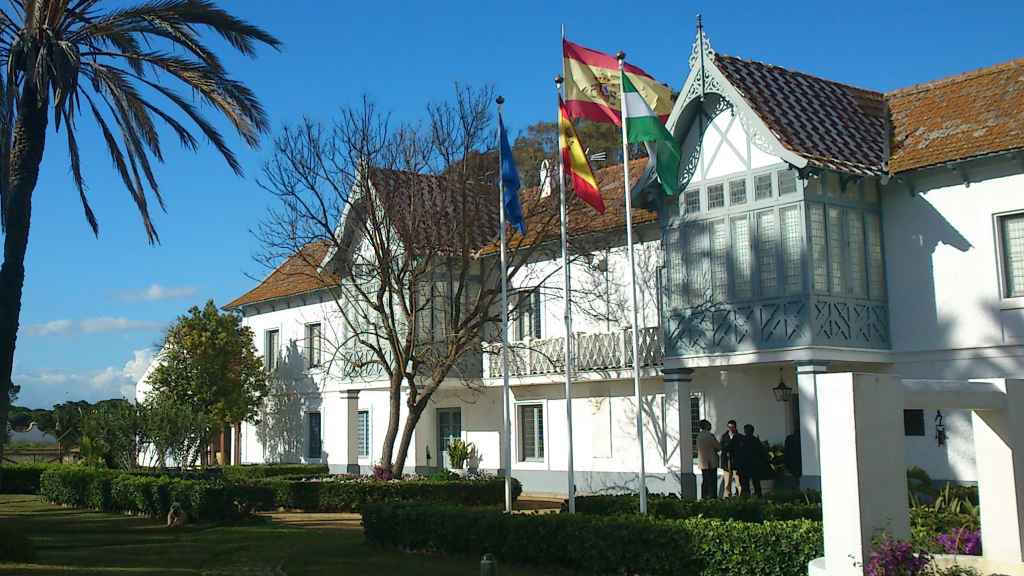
top-left (686, 223), bottom-right (707, 306)
top-left (779, 169), bottom-right (798, 195)
top-left (904, 409), bottom-right (925, 437)
top-left (757, 211), bottom-right (778, 297)
top-left (728, 178), bottom-right (747, 206)
top-left (305, 323), bottom-right (322, 369)
top-left (828, 207), bottom-right (844, 293)
top-left (809, 204), bottom-right (828, 293)
top-left (518, 404), bottom-right (544, 461)
top-left (781, 206), bottom-right (803, 294)
top-left (684, 189), bottom-right (700, 214)
top-left (307, 412), bottom-right (322, 459)
top-left (847, 211), bottom-right (866, 297)
top-left (264, 329), bottom-right (280, 371)
top-left (731, 217), bottom-right (752, 299)
top-left (1000, 213), bottom-right (1024, 298)
top-left (512, 290), bottom-right (541, 340)
top-left (866, 213), bottom-right (885, 300)
top-left (753, 173), bottom-right (773, 201)
top-left (690, 393), bottom-right (703, 458)
top-left (357, 410), bottom-right (370, 458)
top-left (707, 183), bottom-right (725, 209)
top-left (710, 220), bottom-right (728, 299)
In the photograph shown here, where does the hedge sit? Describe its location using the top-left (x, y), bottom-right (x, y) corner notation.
top-left (570, 493), bottom-right (822, 522)
top-left (221, 463), bottom-right (330, 481)
top-left (363, 503), bottom-right (823, 576)
top-left (0, 463), bottom-right (58, 494)
top-left (251, 475), bottom-right (521, 512)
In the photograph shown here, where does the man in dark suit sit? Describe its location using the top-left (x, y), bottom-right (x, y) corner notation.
top-left (736, 424), bottom-right (767, 497)
top-left (719, 420), bottom-right (740, 497)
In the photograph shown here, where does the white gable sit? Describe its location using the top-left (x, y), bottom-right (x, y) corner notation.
top-left (695, 107), bottom-right (786, 183)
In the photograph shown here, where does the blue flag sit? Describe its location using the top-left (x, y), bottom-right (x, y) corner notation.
top-left (499, 113), bottom-right (525, 235)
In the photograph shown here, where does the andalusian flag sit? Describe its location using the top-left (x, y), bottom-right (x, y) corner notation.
top-left (623, 72), bottom-right (680, 196)
top-left (563, 38), bottom-right (672, 126)
top-left (558, 97), bottom-right (605, 214)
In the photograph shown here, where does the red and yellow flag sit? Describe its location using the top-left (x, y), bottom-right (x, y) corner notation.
top-left (563, 38), bottom-right (673, 126)
top-left (559, 96), bottom-right (605, 214)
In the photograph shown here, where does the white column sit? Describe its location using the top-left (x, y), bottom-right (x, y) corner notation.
top-left (971, 378), bottom-right (1024, 565)
top-left (336, 389), bottom-right (360, 474)
top-left (663, 367), bottom-right (696, 498)
top-left (797, 362), bottom-right (828, 487)
top-left (815, 372), bottom-right (909, 576)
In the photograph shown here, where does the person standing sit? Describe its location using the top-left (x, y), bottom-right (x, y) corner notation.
top-left (719, 420), bottom-right (740, 498)
top-left (737, 424), bottom-right (767, 498)
top-left (695, 419), bottom-right (720, 499)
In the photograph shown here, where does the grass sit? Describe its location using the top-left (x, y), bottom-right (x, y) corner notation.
top-left (0, 495), bottom-right (559, 575)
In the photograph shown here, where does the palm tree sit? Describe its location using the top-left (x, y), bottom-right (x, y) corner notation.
top-left (0, 0), bottom-right (280, 460)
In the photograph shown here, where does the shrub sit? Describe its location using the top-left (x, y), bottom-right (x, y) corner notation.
top-left (363, 503), bottom-right (823, 576)
top-left (0, 463), bottom-right (58, 494)
top-left (865, 534), bottom-right (931, 576)
top-left (252, 475), bottom-right (520, 512)
top-left (0, 524), bottom-right (34, 562)
top-left (571, 493), bottom-right (822, 522)
top-left (910, 507), bottom-right (979, 552)
top-left (935, 527), bottom-right (981, 556)
top-left (220, 464), bottom-right (329, 481)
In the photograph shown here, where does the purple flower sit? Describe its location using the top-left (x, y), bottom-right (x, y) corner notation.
top-left (936, 528), bottom-right (982, 556)
top-left (865, 536), bottom-right (932, 576)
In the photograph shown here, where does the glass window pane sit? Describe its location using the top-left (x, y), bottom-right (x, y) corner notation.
top-left (708, 184), bottom-right (725, 209)
top-left (690, 393), bottom-right (702, 458)
top-left (848, 211), bottom-right (866, 298)
top-left (519, 404), bottom-right (544, 461)
top-left (810, 204), bottom-right (828, 293)
top-left (757, 211), bottom-right (778, 297)
top-left (710, 219), bottom-right (728, 300)
top-left (686, 222), bottom-right (707, 306)
top-left (308, 412), bottom-right (322, 459)
top-left (754, 174), bottom-right (773, 200)
top-left (732, 218), bottom-right (752, 299)
top-left (828, 207), bottom-right (845, 294)
top-left (306, 323), bottom-right (322, 368)
top-left (781, 206), bottom-right (803, 294)
top-left (729, 179), bottom-right (747, 206)
top-left (1003, 214), bottom-right (1024, 297)
top-left (357, 410), bottom-right (370, 457)
top-left (866, 213), bottom-right (886, 300)
top-left (779, 169), bottom-right (798, 195)
top-left (684, 189), bottom-right (700, 214)
top-left (265, 330), bottom-right (280, 371)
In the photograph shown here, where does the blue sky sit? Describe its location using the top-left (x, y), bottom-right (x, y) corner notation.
top-left (12, 0), bottom-right (1023, 408)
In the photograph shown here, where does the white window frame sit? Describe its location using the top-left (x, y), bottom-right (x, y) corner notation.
top-left (304, 322), bottom-right (322, 370)
top-left (264, 328), bottom-right (281, 372)
top-left (995, 210), bottom-right (1024, 309)
top-left (515, 401), bottom-right (547, 466)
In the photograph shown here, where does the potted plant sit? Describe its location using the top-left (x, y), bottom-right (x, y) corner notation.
top-left (447, 438), bottom-right (474, 475)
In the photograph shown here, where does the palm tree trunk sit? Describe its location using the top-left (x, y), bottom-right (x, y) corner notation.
top-left (0, 83), bottom-right (50, 466)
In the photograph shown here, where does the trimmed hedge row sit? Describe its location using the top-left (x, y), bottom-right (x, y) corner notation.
top-left (39, 467), bottom-right (270, 522)
top-left (0, 463), bottom-right (58, 494)
top-left (221, 464), bottom-right (330, 481)
top-left (250, 476), bottom-right (521, 512)
top-left (570, 493), bottom-right (822, 522)
top-left (363, 503), bottom-right (824, 576)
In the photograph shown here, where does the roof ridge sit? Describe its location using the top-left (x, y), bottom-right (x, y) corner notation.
top-left (886, 58), bottom-right (1024, 97)
top-left (714, 53), bottom-right (884, 97)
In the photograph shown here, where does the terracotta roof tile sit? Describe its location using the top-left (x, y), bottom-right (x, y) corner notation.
top-left (224, 242), bottom-right (334, 310)
top-left (714, 54), bottom-right (888, 176)
top-left (887, 59), bottom-right (1024, 173)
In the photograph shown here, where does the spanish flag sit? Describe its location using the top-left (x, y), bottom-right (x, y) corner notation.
top-left (563, 38), bottom-right (673, 126)
top-left (559, 96), bottom-right (605, 214)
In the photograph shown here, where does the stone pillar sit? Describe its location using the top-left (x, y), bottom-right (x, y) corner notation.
top-left (663, 367), bottom-right (696, 499)
top-left (970, 378), bottom-right (1024, 565)
top-left (796, 362), bottom-right (828, 489)
top-left (814, 373), bottom-right (909, 576)
top-left (336, 390), bottom-right (361, 474)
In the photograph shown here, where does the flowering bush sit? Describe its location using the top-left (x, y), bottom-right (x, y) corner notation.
top-left (935, 527), bottom-right (982, 556)
top-left (371, 465), bottom-right (394, 481)
top-left (865, 535), bottom-right (932, 576)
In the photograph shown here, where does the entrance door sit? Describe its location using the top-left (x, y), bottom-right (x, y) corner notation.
top-left (437, 408), bottom-right (462, 469)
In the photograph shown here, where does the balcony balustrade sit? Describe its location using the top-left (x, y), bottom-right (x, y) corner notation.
top-left (483, 326), bottom-right (663, 379)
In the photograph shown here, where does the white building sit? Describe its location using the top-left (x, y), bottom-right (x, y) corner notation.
top-left (171, 30), bottom-right (1024, 496)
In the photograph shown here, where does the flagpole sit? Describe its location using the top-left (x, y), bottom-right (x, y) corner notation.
top-left (496, 96), bottom-right (514, 514)
top-left (617, 51), bottom-right (648, 515)
top-left (555, 70), bottom-right (576, 514)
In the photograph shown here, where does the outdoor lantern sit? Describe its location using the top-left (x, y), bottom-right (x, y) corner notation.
top-left (772, 368), bottom-right (792, 402)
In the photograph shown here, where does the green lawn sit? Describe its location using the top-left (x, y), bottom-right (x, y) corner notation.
top-left (0, 495), bottom-right (556, 575)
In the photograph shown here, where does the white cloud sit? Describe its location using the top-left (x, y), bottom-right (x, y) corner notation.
top-left (14, 348), bottom-right (156, 408)
top-left (24, 319), bottom-right (74, 336)
top-left (117, 283), bottom-right (197, 302)
top-left (23, 317), bottom-right (162, 337)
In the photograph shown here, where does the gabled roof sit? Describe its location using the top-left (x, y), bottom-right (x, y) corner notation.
top-left (714, 54), bottom-right (888, 176)
top-left (887, 59), bottom-right (1024, 173)
top-left (224, 242), bottom-right (333, 310)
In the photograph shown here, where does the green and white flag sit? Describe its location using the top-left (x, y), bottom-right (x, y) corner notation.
top-left (623, 72), bottom-right (680, 195)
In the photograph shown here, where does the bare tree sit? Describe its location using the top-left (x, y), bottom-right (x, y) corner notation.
top-left (254, 86), bottom-right (569, 476)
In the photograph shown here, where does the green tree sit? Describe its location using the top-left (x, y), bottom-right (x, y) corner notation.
top-left (511, 118), bottom-right (631, 189)
top-left (147, 301), bottom-right (268, 458)
top-left (0, 0), bottom-right (281, 466)
top-left (144, 389), bottom-right (211, 469)
top-left (80, 399), bottom-right (147, 470)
